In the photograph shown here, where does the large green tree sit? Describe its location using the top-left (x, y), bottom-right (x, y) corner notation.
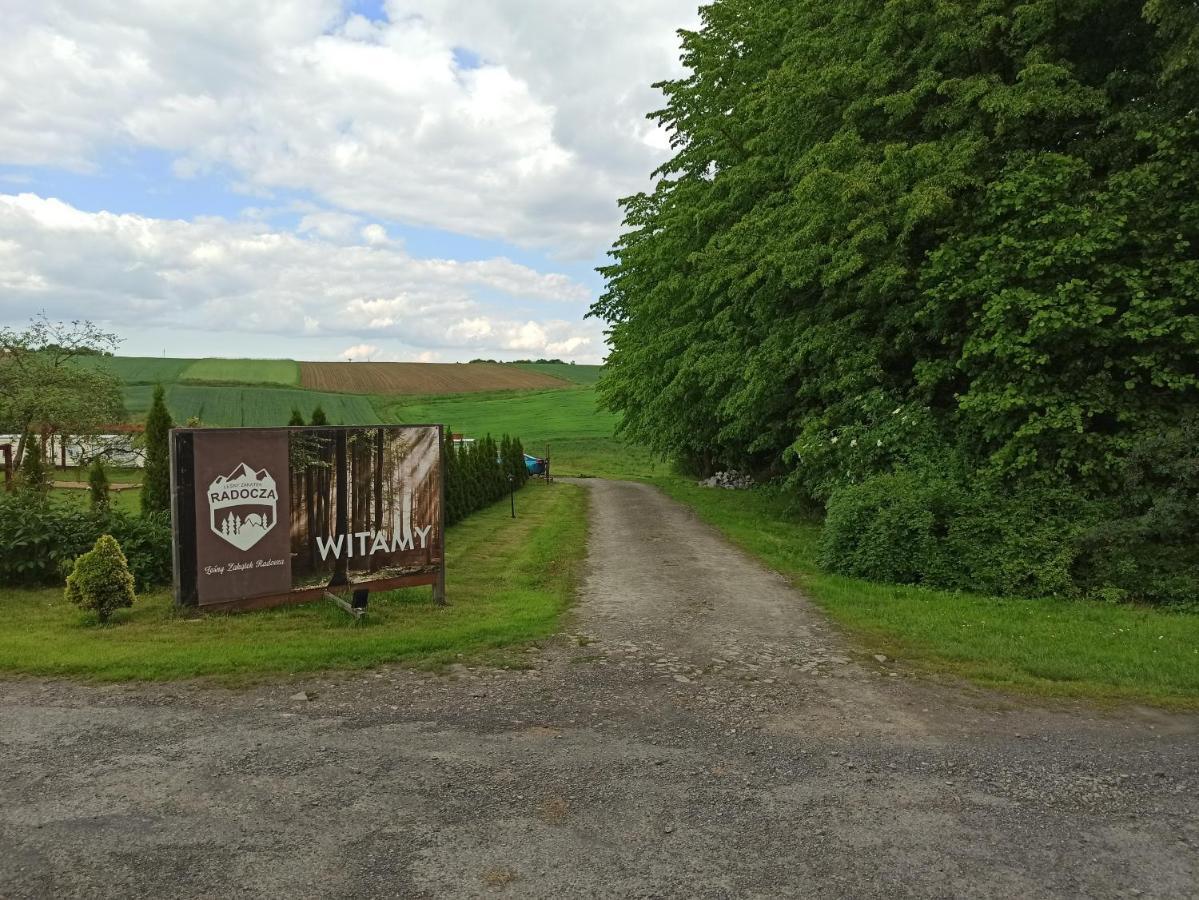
top-left (0, 315), bottom-right (124, 467)
top-left (592, 0), bottom-right (1199, 499)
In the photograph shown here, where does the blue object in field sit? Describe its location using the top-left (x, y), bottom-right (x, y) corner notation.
top-left (524, 453), bottom-right (546, 475)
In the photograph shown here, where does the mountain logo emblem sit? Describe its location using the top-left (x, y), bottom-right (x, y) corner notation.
top-left (207, 462), bottom-right (279, 551)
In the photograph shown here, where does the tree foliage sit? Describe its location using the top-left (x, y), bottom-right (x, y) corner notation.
top-left (0, 315), bottom-right (124, 466)
top-left (592, 0), bottom-right (1199, 601)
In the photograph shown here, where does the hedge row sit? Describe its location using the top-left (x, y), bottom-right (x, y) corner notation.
top-left (444, 430), bottom-right (530, 526)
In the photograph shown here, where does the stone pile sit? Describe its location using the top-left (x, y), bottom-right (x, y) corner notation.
top-left (697, 469), bottom-right (755, 490)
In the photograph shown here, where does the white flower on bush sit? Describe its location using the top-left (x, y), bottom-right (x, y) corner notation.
top-left (850, 438), bottom-right (857, 447)
top-left (830, 436), bottom-right (838, 444)
top-left (877, 439), bottom-right (882, 447)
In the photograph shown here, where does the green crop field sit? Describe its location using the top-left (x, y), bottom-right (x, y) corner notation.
top-left (74, 355), bottom-right (194, 385)
top-left (123, 384), bottom-right (380, 426)
top-left (180, 358), bottom-right (300, 385)
top-left (515, 362), bottom-right (604, 385)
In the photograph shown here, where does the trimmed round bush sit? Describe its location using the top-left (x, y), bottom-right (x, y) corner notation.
top-left (65, 534), bottom-right (136, 623)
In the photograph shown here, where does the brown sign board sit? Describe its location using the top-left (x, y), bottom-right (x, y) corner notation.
top-left (171, 425), bottom-right (445, 612)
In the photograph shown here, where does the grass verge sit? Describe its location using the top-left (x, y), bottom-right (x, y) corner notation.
top-left (0, 480), bottom-right (587, 682)
top-left (653, 477), bottom-right (1199, 708)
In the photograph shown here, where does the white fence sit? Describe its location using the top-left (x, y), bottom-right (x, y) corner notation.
top-left (0, 434), bottom-right (145, 469)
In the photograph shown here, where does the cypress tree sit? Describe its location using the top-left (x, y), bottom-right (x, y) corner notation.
top-left (443, 426), bottom-right (459, 525)
top-left (88, 458), bottom-right (110, 511)
top-left (310, 405), bottom-right (328, 426)
top-left (17, 435), bottom-right (50, 496)
top-left (141, 385), bottom-right (173, 515)
top-left (515, 438), bottom-right (528, 485)
top-left (288, 408), bottom-right (305, 426)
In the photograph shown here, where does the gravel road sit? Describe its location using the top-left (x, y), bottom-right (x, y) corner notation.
top-left (2, 479), bottom-right (1196, 899)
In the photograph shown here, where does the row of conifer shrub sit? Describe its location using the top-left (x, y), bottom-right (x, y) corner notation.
top-left (443, 429), bottom-right (530, 526)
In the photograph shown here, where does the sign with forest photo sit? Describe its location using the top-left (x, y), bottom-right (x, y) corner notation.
top-left (170, 425), bottom-right (444, 611)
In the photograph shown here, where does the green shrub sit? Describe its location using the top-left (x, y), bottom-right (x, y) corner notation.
top-left (820, 470), bottom-right (958, 585)
top-left (65, 534), bottom-right (136, 623)
top-left (821, 468), bottom-right (1097, 598)
top-left (935, 482), bottom-right (1097, 599)
top-left (109, 511), bottom-right (173, 590)
top-left (88, 458), bottom-right (109, 510)
top-left (0, 494), bottom-right (171, 590)
top-left (1074, 418), bottom-right (1199, 608)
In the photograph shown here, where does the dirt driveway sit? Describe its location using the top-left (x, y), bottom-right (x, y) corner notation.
top-left (1, 479), bottom-right (1196, 899)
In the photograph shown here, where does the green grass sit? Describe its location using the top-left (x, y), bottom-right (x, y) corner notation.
top-left (0, 481), bottom-right (587, 681)
top-left (52, 485), bottom-right (141, 515)
top-left (123, 384), bottom-right (381, 425)
top-left (380, 386), bottom-right (659, 479)
top-left (514, 362), bottom-right (604, 385)
top-left (652, 477), bottom-right (1199, 707)
top-left (180, 358), bottom-right (300, 386)
top-left (47, 466), bottom-right (142, 514)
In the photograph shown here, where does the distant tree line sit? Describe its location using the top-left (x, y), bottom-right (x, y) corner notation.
top-left (468, 358), bottom-right (570, 365)
top-left (592, 0), bottom-right (1199, 605)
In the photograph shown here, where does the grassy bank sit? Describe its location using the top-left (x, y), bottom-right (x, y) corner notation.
top-left (0, 481), bottom-right (587, 681)
top-left (653, 478), bottom-right (1199, 707)
top-left (381, 386), bottom-right (659, 480)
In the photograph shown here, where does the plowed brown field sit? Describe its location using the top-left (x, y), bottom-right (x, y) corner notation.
top-left (299, 361), bottom-right (570, 395)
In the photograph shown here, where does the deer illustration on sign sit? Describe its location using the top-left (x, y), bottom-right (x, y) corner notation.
top-left (208, 462), bottom-right (278, 551)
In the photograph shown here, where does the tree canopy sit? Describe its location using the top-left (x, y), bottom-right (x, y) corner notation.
top-left (0, 316), bottom-right (124, 456)
top-left (593, 0), bottom-right (1198, 497)
top-left (592, 0), bottom-right (1199, 602)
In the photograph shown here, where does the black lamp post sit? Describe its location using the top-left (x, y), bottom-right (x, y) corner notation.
top-left (508, 472), bottom-right (516, 518)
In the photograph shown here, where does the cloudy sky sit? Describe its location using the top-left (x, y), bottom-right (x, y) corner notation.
top-left (0, 0), bottom-right (697, 363)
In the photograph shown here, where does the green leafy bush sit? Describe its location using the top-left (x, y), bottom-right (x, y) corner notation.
top-left (821, 470), bottom-right (1098, 598)
top-left (820, 470), bottom-right (961, 586)
top-left (1074, 418), bottom-right (1199, 607)
top-left (65, 534), bottom-right (136, 623)
top-left (0, 494), bottom-right (171, 590)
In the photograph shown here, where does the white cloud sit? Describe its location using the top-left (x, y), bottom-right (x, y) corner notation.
top-left (340, 343), bottom-right (381, 361)
top-left (0, 193), bottom-right (604, 362)
top-left (360, 223), bottom-right (389, 245)
top-left (0, 0), bottom-right (698, 256)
